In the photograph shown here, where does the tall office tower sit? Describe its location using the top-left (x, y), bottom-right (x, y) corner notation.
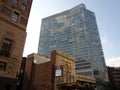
top-left (0, 0), bottom-right (32, 89)
top-left (38, 4), bottom-right (108, 83)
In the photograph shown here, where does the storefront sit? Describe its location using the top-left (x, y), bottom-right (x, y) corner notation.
top-left (57, 81), bottom-right (96, 90)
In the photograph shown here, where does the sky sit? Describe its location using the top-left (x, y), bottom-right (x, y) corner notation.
top-left (23, 0), bottom-right (120, 67)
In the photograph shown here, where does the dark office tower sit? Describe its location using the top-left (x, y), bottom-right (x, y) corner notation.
top-left (0, 0), bottom-right (32, 89)
top-left (38, 3), bottom-right (108, 84)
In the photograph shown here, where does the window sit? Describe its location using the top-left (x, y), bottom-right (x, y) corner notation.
top-left (12, 12), bottom-right (19, 22)
top-left (94, 70), bottom-right (99, 75)
top-left (0, 61), bottom-right (7, 71)
top-left (12, 0), bottom-right (18, 4)
top-left (21, 4), bottom-right (26, 11)
top-left (0, 38), bottom-right (12, 57)
top-left (23, 0), bottom-right (28, 3)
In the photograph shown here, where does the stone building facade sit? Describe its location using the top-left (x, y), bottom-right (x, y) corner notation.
top-left (0, 0), bottom-right (32, 90)
top-left (52, 50), bottom-right (96, 90)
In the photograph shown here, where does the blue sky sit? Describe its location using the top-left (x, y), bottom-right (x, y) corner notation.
top-left (24, 0), bottom-right (120, 66)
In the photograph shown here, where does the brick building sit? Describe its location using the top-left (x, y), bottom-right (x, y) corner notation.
top-left (22, 53), bottom-right (53, 90)
top-left (107, 66), bottom-right (120, 87)
top-left (0, 0), bottom-right (32, 90)
top-left (22, 50), bottom-right (97, 90)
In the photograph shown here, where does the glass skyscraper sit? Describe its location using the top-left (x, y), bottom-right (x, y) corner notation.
top-left (38, 4), bottom-right (108, 82)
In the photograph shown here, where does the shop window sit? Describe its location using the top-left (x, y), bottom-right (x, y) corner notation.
top-left (0, 61), bottom-right (7, 71)
top-left (12, 12), bottom-right (19, 22)
top-left (0, 38), bottom-right (12, 57)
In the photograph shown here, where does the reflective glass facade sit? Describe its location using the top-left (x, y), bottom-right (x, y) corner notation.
top-left (38, 4), bottom-right (108, 81)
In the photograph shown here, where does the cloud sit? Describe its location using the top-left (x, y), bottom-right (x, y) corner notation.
top-left (106, 57), bottom-right (120, 67)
